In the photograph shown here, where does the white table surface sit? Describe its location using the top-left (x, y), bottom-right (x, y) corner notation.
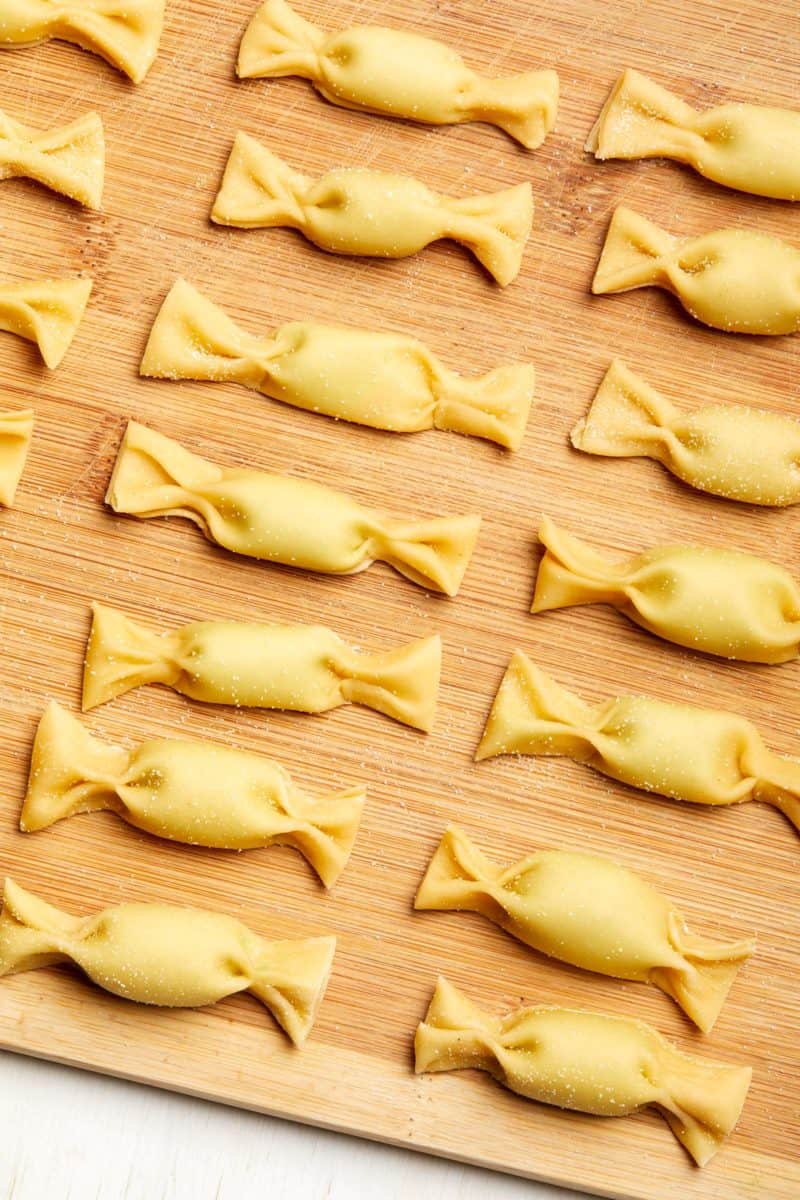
top-left (1, 1052), bottom-right (586, 1200)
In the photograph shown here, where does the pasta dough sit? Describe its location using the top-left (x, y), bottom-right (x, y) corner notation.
top-left (587, 69), bottom-right (800, 200)
top-left (415, 977), bottom-right (751, 1167)
top-left (532, 515), bottom-right (800, 663)
top-left (592, 206), bottom-right (800, 334)
top-left (237, 0), bottom-right (559, 150)
top-left (22, 702), bottom-right (366, 887)
top-left (0, 877), bottom-right (335, 1044)
top-left (0, 276), bottom-right (92, 368)
top-left (0, 408), bottom-right (33, 506)
top-left (0, 0), bottom-right (166, 83)
top-left (0, 107), bottom-right (104, 208)
top-left (476, 651), bottom-right (800, 833)
top-left (140, 280), bottom-right (534, 450)
top-left (211, 134), bottom-right (533, 286)
top-left (572, 359), bottom-right (800, 506)
top-left (107, 421), bottom-right (481, 595)
top-left (83, 602), bottom-right (441, 731)
top-left (415, 825), bottom-right (754, 1031)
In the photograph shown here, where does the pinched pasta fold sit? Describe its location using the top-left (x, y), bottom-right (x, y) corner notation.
top-left (415, 825), bottom-right (754, 1031)
top-left (572, 359), bottom-right (800, 506)
top-left (83, 602), bottom-right (441, 731)
top-left (106, 421), bottom-right (481, 595)
top-left (211, 135), bottom-right (533, 286)
top-left (592, 206), bottom-right (800, 334)
top-left (532, 515), bottom-right (800, 663)
top-left (140, 280), bottom-right (534, 449)
top-left (22, 702), bottom-right (366, 887)
top-left (237, 0), bottom-right (559, 150)
top-left (476, 652), bottom-right (800, 832)
top-left (0, 107), bottom-right (104, 208)
top-left (0, 276), bottom-right (92, 368)
top-left (415, 977), bottom-right (752, 1167)
top-left (0, 878), bottom-right (335, 1044)
top-left (0, 0), bottom-right (166, 83)
top-left (587, 69), bottom-right (800, 200)
top-left (0, 409), bottom-right (33, 505)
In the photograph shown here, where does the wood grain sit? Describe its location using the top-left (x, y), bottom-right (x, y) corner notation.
top-left (0, 2), bottom-right (798, 1197)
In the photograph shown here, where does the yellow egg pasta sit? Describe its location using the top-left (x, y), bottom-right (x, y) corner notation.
top-left (0, 107), bottom-right (104, 208)
top-left (0, 408), bottom-right (33, 506)
top-left (415, 825), bottom-right (754, 1031)
top-left (0, 878), bottom-right (335, 1044)
top-left (572, 359), bottom-right (800, 506)
top-left (211, 134), bottom-right (533, 286)
top-left (237, 0), bottom-right (559, 150)
top-left (477, 651), bottom-right (800, 833)
top-left (141, 280), bottom-right (534, 450)
top-left (106, 421), bottom-right (481, 595)
top-left (532, 515), bottom-right (800, 663)
top-left (587, 69), bottom-right (800, 200)
top-left (415, 977), bottom-right (751, 1167)
top-left (592, 206), bottom-right (800, 334)
top-left (22, 702), bottom-right (366, 887)
top-left (0, 0), bottom-right (166, 83)
top-left (0, 276), bottom-right (92, 368)
top-left (83, 602), bottom-right (441, 731)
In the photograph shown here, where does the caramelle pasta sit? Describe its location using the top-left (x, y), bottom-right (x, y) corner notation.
top-left (238, 0), bottom-right (558, 149)
top-left (140, 280), bottom-right (534, 450)
top-left (587, 69), bottom-right (800, 200)
top-left (415, 824), bottom-right (754, 1031)
top-left (0, 877), bottom-right (335, 1044)
top-left (211, 135), bottom-right (533, 285)
top-left (477, 651), bottom-right (800, 833)
top-left (83, 602), bottom-right (441, 731)
top-left (415, 977), bottom-right (751, 1166)
top-left (593, 206), bottom-right (800, 334)
top-left (572, 359), bottom-right (800, 505)
top-left (106, 421), bottom-right (481, 595)
top-left (532, 515), bottom-right (800, 663)
top-left (22, 702), bottom-right (366, 887)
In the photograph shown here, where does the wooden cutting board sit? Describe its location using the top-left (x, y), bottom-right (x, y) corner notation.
top-left (0, 2), bottom-right (798, 1197)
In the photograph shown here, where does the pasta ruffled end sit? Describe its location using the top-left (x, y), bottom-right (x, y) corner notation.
top-left (448, 183), bottom-right (533, 286)
top-left (652, 912), bottom-right (756, 1034)
top-left (0, 408), bottom-right (33, 506)
top-left (0, 276), bottom-right (92, 368)
top-left (585, 69), bottom-right (695, 161)
top-left (435, 361), bottom-right (535, 450)
top-left (21, 701), bottom-right (127, 832)
top-left (571, 359), bottom-right (674, 459)
top-left (658, 1047), bottom-right (752, 1167)
top-left (415, 825), bottom-right (498, 913)
top-left (250, 934), bottom-right (336, 1045)
top-left (376, 513), bottom-right (481, 596)
top-left (0, 1), bottom-right (166, 83)
top-left (340, 634), bottom-right (441, 732)
top-left (0, 108), bottom-right (105, 208)
top-left (532, 515), bottom-right (625, 614)
top-left (476, 650), bottom-right (595, 761)
top-left (592, 206), bottom-right (675, 295)
top-left (82, 602), bottom-right (177, 711)
top-left (466, 69), bottom-right (559, 149)
top-left (211, 133), bottom-right (309, 228)
top-left (237, 0), bottom-right (323, 79)
top-left (0, 877), bottom-right (80, 975)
